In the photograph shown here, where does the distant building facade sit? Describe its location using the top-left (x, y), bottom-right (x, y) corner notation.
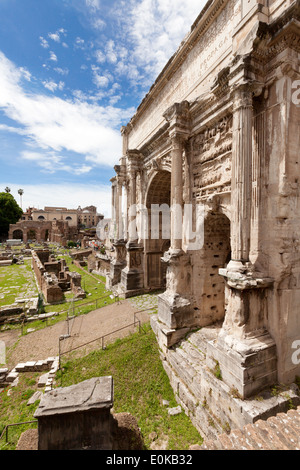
top-left (8, 205), bottom-right (103, 244)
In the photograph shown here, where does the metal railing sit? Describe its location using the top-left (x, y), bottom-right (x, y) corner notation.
top-left (0, 420), bottom-right (37, 444)
top-left (58, 306), bottom-right (157, 368)
top-left (19, 291), bottom-right (123, 335)
top-left (0, 304), bottom-right (157, 444)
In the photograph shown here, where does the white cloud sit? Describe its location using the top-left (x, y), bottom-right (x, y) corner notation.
top-left (86, 0), bottom-right (101, 11)
top-left (49, 51), bottom-right (58, 62)
top-left (19, 67), bottom-right (32, 82)
top-left (39, 36), bottom-right (49, 49)
top-left (48, 28), bottom-right (67, 43)
top-left (111, 0), bottom-right (206, 84)
top-left (93, 18), bottom-right (106, 30)
top-left (0, 51), bottom-right (134, 169)
top-left (95, 49), bottom-right (106, 64)
top-left (93, 73), bottom-right (110, 88)
top-left (54, 67), bottom-right (69, 76)
top-left (21, 150), bottom-right (92, 175)
top-left (75, 37), bottom-right (85, 50)
top-left (42, 80), bottom-right (65, 92)
top-left (48, 32), bottom-right (60, 42)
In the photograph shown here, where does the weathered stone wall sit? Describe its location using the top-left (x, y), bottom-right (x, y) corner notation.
top-left (108, 0), bottom-right (300, 425)
top-left (32, 249), bottom-right (85, 303)
top-left (9, 221), bottom-right (52, 244)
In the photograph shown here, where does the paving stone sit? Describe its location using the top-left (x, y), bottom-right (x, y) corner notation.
top-left (6, 371), bottom-right (18, 382)
top-left (167, 405), bottom-right (182, 416)
top-left (201, 406), bottom-right (300, 450)
top-left (24, 361), bottom-right (36, 371)
top-left (27, 390), bottom-right (43, 406)
top-left (38, 373), bottom-right (50, 388)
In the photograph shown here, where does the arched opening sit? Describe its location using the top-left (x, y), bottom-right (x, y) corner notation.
top-left (38, 216), bottom-right (45, 220)
top-left (144, 170), bottom-right (171, 289)
top-left (66, 216), bottom-right (72, 221)
top-left (40, 229), bottom-right (49, 241)
top-left (193, 211), bottom-right (231, 326)
top-left (12, 229), bottom-right (23, 241)
top-left (27, 229), bottom-right (36, 241)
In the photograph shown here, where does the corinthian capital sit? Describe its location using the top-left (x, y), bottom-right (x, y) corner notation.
top-left (163, 101), bottom-right (191, 140)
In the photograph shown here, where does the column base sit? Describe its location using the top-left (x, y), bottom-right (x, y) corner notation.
top-left (120, 267), bottom-right (144, 294)
top-left (206, 330), bottom-right (277, 399)
top-left (157, 291), bottom-right (194, 330)
top-left (120, 242), bottom-right (144, 295)
top-left (106, 259), bottom-right (126, 289)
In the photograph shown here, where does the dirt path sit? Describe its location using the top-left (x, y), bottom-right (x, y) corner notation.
top-left (0, 299), bottom-right (153, 369)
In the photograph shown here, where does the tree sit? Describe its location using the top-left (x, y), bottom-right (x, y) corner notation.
top-left (0, 192), bottom-right (23, 237)
top-left (18, 189), bottom-right (24, 209)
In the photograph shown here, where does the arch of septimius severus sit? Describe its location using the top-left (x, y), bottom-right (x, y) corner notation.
top-left (107, 0), bottom-right (300, 437)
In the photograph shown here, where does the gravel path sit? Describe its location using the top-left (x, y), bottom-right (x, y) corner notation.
top-left (0, 298), bottom-right (155, 369)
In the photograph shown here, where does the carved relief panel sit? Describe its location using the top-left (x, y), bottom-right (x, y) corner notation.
top-left (191, 114), bottom-right (233, 197)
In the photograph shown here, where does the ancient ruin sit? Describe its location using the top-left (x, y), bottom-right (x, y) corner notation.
top-left (8, 205), bottom-right (104, 245)
top-left (107, 0), bottom-right (300, 437)
top-left (32, 249), bottom-right (86, 303)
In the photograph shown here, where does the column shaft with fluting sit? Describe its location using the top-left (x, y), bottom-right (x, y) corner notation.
top-left (230, 85), bottom-right (253, 263)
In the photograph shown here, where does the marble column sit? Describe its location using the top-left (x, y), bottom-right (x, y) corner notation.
top-left (208, 81), bottom-right (276, 399)
top-left (110, 177), bottom-right (117, 242)
top-left (170, 133), bottom-right (184, 251)
top-left (121, 150), bottom-right (144, 296)
top-left (156, 101), bottom-right (194, 345)
top-left (107, 165), bottom-right (127, 289)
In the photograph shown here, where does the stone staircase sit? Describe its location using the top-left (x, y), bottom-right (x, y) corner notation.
top-left (201, 405), bottom-right (300, 450)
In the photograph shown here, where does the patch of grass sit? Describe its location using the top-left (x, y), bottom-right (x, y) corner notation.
top-left (213, 360), bottom-right (222, 380)
top-left (57, 324), bottom-right (203, 450)
top-left (0, 259), bottom-right (38, 308)
top-left (0, 372), bottom-right (40, 450)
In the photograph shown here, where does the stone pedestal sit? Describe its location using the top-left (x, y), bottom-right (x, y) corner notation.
top-left (215, 263), bottom-right (277, 399)
top-left (120, 242), bottom-right (144, 296)
top-left (107, 240), bottom-right (126, 289)
top-left (206, 331), bottom-right (277, 399)
top-left (34, 377), bottom-right (114, 450)
top-left (156, 249), bottom-right (195, 346)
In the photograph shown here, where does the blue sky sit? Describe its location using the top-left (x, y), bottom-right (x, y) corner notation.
top-left (0, 0), bottom-right (205, 216)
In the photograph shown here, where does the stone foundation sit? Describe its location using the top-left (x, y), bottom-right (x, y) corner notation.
top-left (151, 315), bottom-right (300, 440)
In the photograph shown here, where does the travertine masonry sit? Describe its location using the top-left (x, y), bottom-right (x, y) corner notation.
top-left (107, 0), bottom-right (300, 438)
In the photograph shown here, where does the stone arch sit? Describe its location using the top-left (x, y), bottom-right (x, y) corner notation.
top-left (12, 229), bottom-right (23, 241)
top-left (27, 229), bottom-right (36, 241)
top-left (38, 215), bottom-right (45, 220)
top-left (144, 170), bottom-right (171, 289)
top-left (193, 210), bottom-right (231, 326)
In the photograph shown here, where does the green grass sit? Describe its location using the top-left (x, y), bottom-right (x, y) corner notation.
top-left (57, 324), bottom-right (203, 450)
top-left (0, 324), bottom-right (203, 450)
top-left (0, 259), bottom-right (38, 308)
top-left (1, 253), bottom-right (115, 334)
top-left (0, 372), bottom-right (40, 450)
